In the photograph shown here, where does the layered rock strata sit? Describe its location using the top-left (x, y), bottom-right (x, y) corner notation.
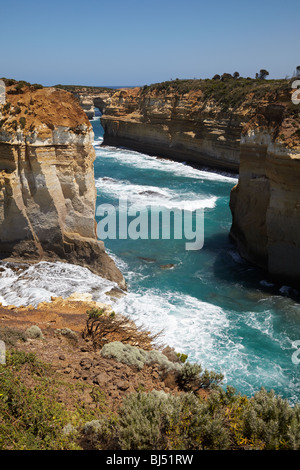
top-left (100, 86), bottom-right (243, 172)
top-left (98, 79), bottom-right (300, 284)
top-left (230, 99), bottom-right (300, 286)
top-left (0, 82), bottom-right (125, 289)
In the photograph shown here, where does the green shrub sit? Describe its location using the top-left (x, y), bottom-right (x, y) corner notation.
top-left (2, 102), bottom-right (11, 112)
top-left (31, 83), bottom-right (43, 90)
top-left (176, 352), bottom-right (188, 363)
top-left (117, 391), bottom-right (177, 450)
top-left (241, 388), bottom-right (300, 449)
top-left (198, 369), bottom-right (224, 389)
top-left (19, 116), bottom-right (26, 129)
top-left (81, 416), bottom-right (118, 449)
top-left (100, 341), bottom-right (147, 369)
top-left (114, 387), bottom-right (300, 451)
top-left (176, 362), bottom-right (224, 391)
top-left (5, 350), bottom-right (47, 375)
top-left (176, 362), bottom-right (202, 390)
top-left (116, 390), bottom-right (231, 450)
top-left (0, 351), bottom-right (77, 449)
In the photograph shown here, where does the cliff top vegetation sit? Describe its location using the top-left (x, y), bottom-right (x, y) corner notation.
top-left (141, 77), bottom-right (296, 109)
top-left (0, 303), bottom-right (300, 450)
top-left (54, 84), bottom-right (117, 94)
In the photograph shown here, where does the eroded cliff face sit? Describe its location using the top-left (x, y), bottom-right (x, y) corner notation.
top-left (0, 82), bottom-right (125, 289)
top-left (99, 79), bottom-right (300, 284)
top-left (230, 98), bottom-right (300, 286)
top-left (100, 86), bottom-right (244, 171)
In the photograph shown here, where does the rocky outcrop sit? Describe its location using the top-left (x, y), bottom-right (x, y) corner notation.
top-left (230, 98), bottom-right (300, 286)
top-left (55, 85), bottom-right (117, 119)
top-left (0, 81), bottom-right (125, 289)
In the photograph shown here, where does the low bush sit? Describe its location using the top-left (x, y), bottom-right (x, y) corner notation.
top-left (1, 349), bottom-right (299, 450)
top-left (100, 341), bottom-right (181, 374)
top-left (0, 351), bottom-right (76, 449)
top-left (81, 416), bottom-right (118, 449)
top-left (108, 388), bottom-right (300, 450)
top-left (176, 361), bottom-right (224, 391)
top-left (82, 308), bottom-right (162, 350)
top-left (239, 389), bottom-right (300, 449)
top-left (0, 327), bottom-right (27, 348)
top-left (116, 390), bottom-right (231, 450)
top-left (19, 116), bottom-right (26, 129)
top-left (25, 325), bottom-right (43, 340)
top-left (55, 327), bottom-right (78, 344)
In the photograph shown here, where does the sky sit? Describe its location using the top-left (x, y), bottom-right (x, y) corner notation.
top-left (1, 0), bottom-right (299, 86)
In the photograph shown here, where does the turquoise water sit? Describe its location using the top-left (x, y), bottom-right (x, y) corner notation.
top-left (0, 115), bottom-right (298, 404)
top-left (92, 116), bottom-right (300, 403)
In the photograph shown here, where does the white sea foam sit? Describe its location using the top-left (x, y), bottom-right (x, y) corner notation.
top-left (93, 136), bottom-right (103, 146)
top-left (95, 176), bottom-right (217, 211)
top-left (0, 255), bottom-right (296, 400)
top-left (96, 145), bottom-right (238, 184)
top-left (0, 261), bottom-right (116, 307)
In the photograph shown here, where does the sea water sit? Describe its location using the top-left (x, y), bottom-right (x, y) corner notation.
top-left (0, 115), bottom-right (299, 403)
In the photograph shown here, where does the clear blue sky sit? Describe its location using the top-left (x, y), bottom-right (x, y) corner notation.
top-left (1, 0), bottom-right (299, 86)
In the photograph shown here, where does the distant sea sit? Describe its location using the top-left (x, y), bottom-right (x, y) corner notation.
top-left (0, 114), bottom-right (299, 404)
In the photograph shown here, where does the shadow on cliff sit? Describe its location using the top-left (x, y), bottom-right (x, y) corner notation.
top-left (203, 232), bottom-right (300, 303)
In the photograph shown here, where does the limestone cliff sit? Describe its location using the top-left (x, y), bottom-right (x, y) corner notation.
top-left (99, 78), bottom-right (300, 284)
top-left (0, 80), bottom-right (125, 289)
top-left (100, 79), bottom-right (300, 173)
top-left (229, 94), bottom-right (300, 286)
top-left (100, 85), bottom-right (242, 171)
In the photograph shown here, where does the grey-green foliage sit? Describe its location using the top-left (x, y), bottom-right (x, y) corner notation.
top-left (0, 327), bottom-right (27, 347)
top-left (198, 369), bottom-right (224, 389)
top-left (116, 387), bottom-right (300, 450)
top-left (177, 362), bottom-right (224, 390)
top-left (25, 325), bottom-right (44, 340)
top-left (55, 328), bottom-right (78, 342)
top-left (241, 388), bottom-right (300, 449)
top-left (176, 362), bottom-right (202, 389)
top-left (100, 341), bottom-right (182, 373)
top-left (62, 423), bottom-right (77, 436)
top-left (118, 391), bottom-right (176, 450)
top-left (82, 417), bottom-right (117, 449)
top-left (83, 419), bottom-right (105, 435)
top-left (117, 390), bottom-right (231, 450)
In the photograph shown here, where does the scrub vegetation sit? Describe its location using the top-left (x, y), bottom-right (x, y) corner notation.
top-left (0, 314), bottom-right (299, 450)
